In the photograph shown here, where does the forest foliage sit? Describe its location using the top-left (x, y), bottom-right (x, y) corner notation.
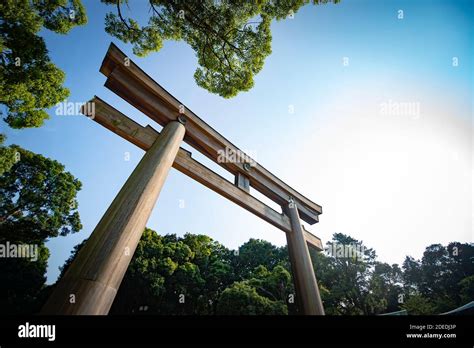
top-left (45, 228), bottom-right (474, 315)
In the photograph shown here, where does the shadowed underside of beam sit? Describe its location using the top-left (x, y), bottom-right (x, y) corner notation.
top-left (81, 97), bottom-right (323, 251)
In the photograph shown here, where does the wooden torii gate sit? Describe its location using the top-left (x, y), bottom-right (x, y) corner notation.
top-left (41, 43), bottom-right (325, 315)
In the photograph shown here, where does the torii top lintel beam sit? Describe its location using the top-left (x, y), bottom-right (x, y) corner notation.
top-left (99, 43), bottom-right (322, 224)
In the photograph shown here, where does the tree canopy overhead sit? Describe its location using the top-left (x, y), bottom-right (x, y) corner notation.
top-left (0, 0), bottom-right (87, 129)
top-left (102, 0), bottom-right (339, 98)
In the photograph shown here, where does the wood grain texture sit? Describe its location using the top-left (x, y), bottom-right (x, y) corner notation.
top-left (99, 43), bottom-right (322, 225)
top-left (41, 121), bottom-right (185, 314)
top-left (285, 201), bottom-right (325, 315)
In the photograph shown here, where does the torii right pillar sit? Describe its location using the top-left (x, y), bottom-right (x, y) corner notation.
top-left (285, 199), bottom-right (325, 315)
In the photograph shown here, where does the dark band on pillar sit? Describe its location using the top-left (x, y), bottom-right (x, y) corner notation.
top-left (177, 115), bottom-right (186, 125)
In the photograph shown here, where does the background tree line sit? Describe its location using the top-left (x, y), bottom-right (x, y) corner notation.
top-left (60, 230), bottom-right (473, 315)
top-left (0, 138), bottom-right (471, 317)
top-left (0, 132), bottom-right (472, 315)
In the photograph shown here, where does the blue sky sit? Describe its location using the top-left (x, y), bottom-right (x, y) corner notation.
top-left (1, 0), bottom-right (472, 283)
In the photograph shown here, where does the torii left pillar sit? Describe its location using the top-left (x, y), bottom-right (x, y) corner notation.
top-left (41, 120), bottom-right (185, 315)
